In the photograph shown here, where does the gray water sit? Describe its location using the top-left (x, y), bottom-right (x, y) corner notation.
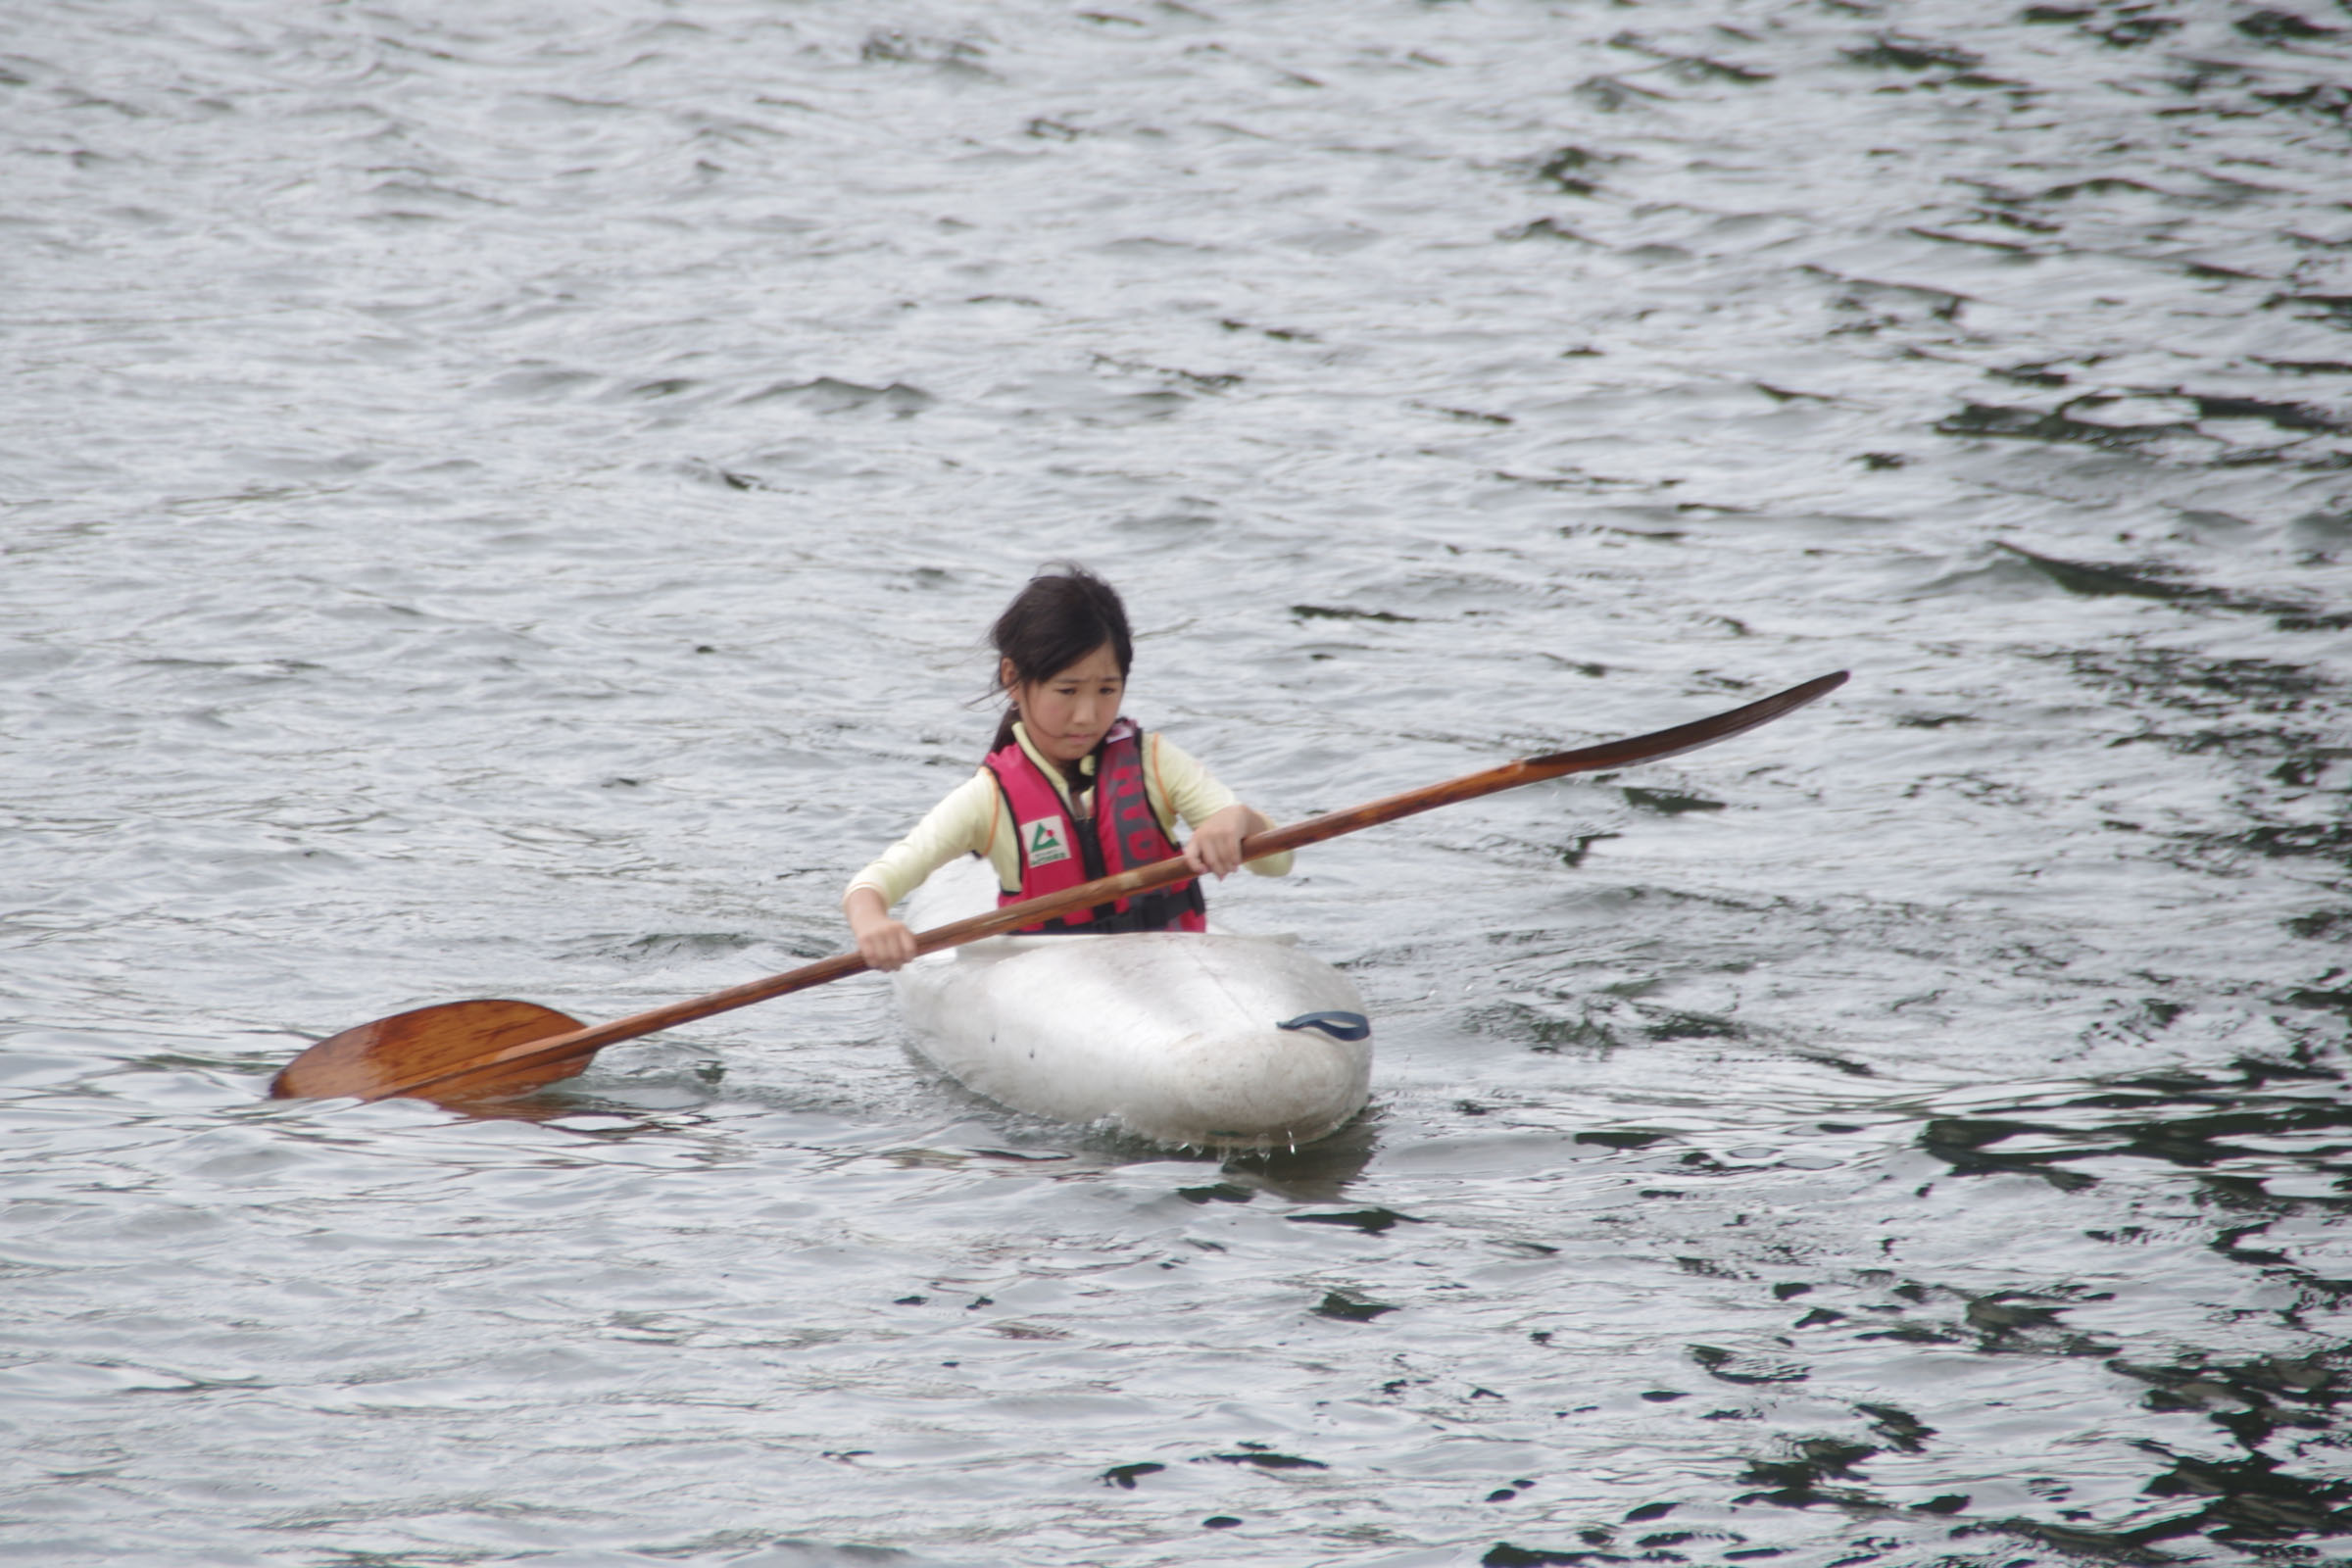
top-left (5, 2), bottom-right (2350, 1564)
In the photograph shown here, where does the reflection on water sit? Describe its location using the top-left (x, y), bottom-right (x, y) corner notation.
top-left (6, 0), bottom-right (2351, 1561)
top-left (1915, 1065), bottom-right (2352, 1555)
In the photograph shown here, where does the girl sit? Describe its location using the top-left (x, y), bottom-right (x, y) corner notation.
top-left (844, 566), bottom-right (1293, 970)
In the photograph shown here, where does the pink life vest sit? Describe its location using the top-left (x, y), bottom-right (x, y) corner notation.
top-left (983, 718), bottom-right (1208, 934)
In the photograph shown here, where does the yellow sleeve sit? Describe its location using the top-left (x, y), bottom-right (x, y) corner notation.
top-left (1148, 733), bottom-right (1294, 878)
top-left (842, 770), bottom-right (1013, 910)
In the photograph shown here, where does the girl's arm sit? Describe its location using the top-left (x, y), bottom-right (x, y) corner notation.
top-left (1149, 734), bottom-right (1294, 877)
top-left (841, 771), bottom-right (1001, 970)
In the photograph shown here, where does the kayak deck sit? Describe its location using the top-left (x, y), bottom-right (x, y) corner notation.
top-left (895, 858), bottom-right (1372, 1149)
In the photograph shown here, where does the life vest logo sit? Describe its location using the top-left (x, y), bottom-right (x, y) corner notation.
top-left (1022, 818), bottom-right (1073, 867)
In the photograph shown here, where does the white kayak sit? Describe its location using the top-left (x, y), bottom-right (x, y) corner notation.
top-left (894, 856), bottom-right (1372, 1149)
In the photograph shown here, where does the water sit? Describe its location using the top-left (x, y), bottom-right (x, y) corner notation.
top-left (4, 1), bottom-right (2349, 1563)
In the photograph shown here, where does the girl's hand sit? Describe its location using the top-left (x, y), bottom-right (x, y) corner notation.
top-left (856, 918), bottom-right (918, 971)
top-left (1185, 804), bottom-right (1264, 879)
top-left (846, 889), bottom-right (919, 971)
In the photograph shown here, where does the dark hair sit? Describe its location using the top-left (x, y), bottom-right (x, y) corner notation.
top-left (988, 564), bottom-right (1132, 752)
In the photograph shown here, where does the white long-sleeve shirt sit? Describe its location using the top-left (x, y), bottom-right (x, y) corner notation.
top-left (843, 722), bottom-right (1294, 911)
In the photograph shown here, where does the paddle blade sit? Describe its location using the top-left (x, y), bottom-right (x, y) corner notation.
top-left (268, 1000), bottom-right (590, 1102)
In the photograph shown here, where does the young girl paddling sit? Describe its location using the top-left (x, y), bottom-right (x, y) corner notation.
top-left (844, 566), bottom-right (1293, 970)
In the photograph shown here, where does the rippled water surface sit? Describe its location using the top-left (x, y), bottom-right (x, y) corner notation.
top-left (6, 2), bottom-right (2351, 1563)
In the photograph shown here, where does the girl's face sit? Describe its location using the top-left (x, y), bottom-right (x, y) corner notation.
top-left (1005, 642), bottom-right (1125, 766)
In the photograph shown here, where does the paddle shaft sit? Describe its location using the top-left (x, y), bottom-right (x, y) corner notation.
top-left (342, 670), bottom-right (1848, 1102)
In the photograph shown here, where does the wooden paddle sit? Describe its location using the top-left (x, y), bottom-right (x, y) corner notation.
top-left (269, 669), bottom-right (1848, 1104)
